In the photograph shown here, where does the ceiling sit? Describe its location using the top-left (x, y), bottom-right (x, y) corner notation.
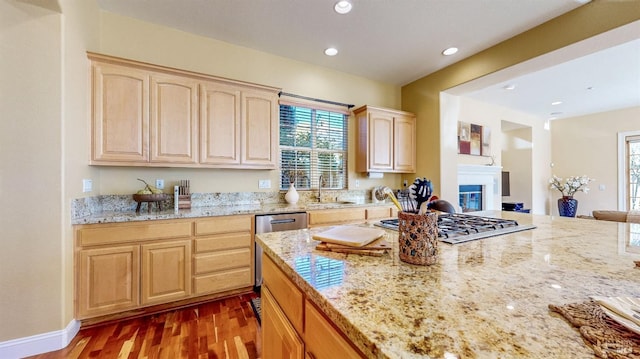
top-left (97, 0), bottom-right (639, 120)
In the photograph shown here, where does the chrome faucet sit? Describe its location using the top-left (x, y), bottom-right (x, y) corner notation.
top-left (318, 175), bottom-right (324, 202)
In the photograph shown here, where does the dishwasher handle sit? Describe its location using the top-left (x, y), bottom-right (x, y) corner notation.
top-left (270, 218), bottom-right (296, 225)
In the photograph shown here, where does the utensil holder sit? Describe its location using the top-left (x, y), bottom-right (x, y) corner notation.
top-left (398, 211), bottom-right (438, 265)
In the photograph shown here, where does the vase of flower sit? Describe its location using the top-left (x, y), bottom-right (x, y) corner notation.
top-left (285, 182), bottom-right (299, 204)
top-left (557, 196), bottom-right (578, 217)
top-left (549, 175), bottom-right (594, 217)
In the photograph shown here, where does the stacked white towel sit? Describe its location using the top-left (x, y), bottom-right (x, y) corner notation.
top-left (592, 296), bottom-right (640, 334)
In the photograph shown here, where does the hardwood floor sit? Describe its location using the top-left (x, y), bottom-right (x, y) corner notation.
top-left (27, 293), bottom-right (261, 359)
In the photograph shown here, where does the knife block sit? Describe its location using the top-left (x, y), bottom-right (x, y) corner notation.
top-left (177, 195), bottom-right (191, 209)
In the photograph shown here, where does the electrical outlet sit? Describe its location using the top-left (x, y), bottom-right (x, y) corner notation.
top-left (355, 180), bottom-right (360, 188)
top-left (259, 179), bottom-right (271, 189)
top-left (155, 179), bottom-right (165, 190)
top-left (599, 184), bottom-right (606, 191)
top-left (82, 179), bottom-right (92, 193)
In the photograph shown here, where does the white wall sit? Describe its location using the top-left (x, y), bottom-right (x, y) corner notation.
top-left (502, 127), bottom-right (533, 210)
top-left (440, 94), bottom-right (550, 214)
top-left (0, 0), bottom-right (63, 342)
top-left (550, 106), bottom-right (640, 216)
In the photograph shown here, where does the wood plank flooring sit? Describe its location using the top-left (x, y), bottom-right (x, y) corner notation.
top-left (27, 293), bottom-right (261, 359)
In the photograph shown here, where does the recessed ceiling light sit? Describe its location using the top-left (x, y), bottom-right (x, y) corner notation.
top-left (324, 47), bottom-right (338, 56)
top-left (551, 101), bottom-right (563, 105)
top-left (442, 47), bottom-right (458, 56)
top-left (334, 1), bottom-right (352, 14)
top-left (503, 84), bottom-right (516, 90)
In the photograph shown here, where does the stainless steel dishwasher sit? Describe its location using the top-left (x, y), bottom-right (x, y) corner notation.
top-left (254, 212), bottom-right (308, 289)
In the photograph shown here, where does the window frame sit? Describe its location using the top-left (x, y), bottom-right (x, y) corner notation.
top-left (617, 130), bottom-right (640, 211)
top-left (278, 99), bottom-right (349, 191)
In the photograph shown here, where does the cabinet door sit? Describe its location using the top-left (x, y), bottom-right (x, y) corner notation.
top-left (241, 89), bottom-right (278, 168)
top-left (150, 74), bottom-right (199, 164)
top-left (393, 115), bottom-right (416, 173)
top-left (92, 62), bottom-right (149, 163)
top-left (262, 287), bottom-right (304, 359)
top-left (141, 240), bottom-right (191, 305)
top-left (305, 300), bottom-right (363, 359)
top-left (365, 206), bottom-right (393, 220)
top-left (77, 245), bottom-right (140, 318)
top-left (200, 81), bottom-right (241, 165)
top-left (368, 111), bottom-right (394, 171)
top-left (307, 208), bottom-right (367, 227)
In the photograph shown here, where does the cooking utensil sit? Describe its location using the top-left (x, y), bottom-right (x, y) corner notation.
top-left (382, 187), bottom-right (403, 212)
top-left (409, 177), bottom-right (433, 213)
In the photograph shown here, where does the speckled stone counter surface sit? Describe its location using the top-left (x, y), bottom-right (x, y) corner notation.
top-left (255, 211), bottom-right (640, 359)
top-left (71, 190), bottom-right (380, 224)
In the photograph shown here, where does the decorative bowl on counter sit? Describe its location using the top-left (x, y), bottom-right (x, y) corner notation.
top-left (132, 193), bottom-right (169, 213)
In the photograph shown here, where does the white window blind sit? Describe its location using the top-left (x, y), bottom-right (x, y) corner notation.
top-left (279, 103), bottom-right (348, 190)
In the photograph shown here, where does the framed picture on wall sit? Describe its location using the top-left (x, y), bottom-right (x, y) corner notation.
top-left (482, 125), bottom-right (491, 156)
top-left (470, 124), bottom-right (482, 155)
top-left (458, 122), bottom-right (471, 154)
top-left (458, 121), bottom-right (491, 157)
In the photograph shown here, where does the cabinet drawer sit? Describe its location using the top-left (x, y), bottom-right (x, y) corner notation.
top-left (305, 300), bottom-right (363, 358)
top-left (365, 206), bottom-right (392, 220)
top-left (308, 208), bottom-right (366, 226)
top-left (77, 221), bottom-right (192, 246)
top-left (195, 215), bottom-right (252, 235)
top-left (262, 254), bottom-right (303, 334)
top-left (194, 232), bottom-right (251, 253)
top-left (193, 267), bottom-right (252, 295)
top-left (194, 248), bottom-right (251, 274)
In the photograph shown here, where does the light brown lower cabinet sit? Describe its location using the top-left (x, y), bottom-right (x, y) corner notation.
top-left (75, 215), bottom-right (253, 320)
top-left (305, 300), bottom-right (362, 358)
top-left (77, 245), bottom-right (140, 317)
top-left (307, 208), bottom-right (367, 227)
top-left (262, 287), bottom-right (304, 359)
top-left (141, 239), bottom-right (191, 305)
top-left (262, 255), bottom-right (364, 358)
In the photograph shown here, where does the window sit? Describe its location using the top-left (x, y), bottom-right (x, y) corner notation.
top-left (279, 103), bottom-right (348, 190)
top-left (618, 131), bottom-right (640, 211)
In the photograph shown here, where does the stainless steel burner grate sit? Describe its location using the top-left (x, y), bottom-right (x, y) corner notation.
top-left (376, 213), bottom-right (536, 244)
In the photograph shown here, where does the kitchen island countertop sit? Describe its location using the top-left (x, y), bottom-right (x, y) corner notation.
top-left (255, 211), bottom-right (640, 358)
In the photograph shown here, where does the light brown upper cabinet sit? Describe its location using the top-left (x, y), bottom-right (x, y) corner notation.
top-left (200, 82), bottom-right (279, 168)
top-left (150, 73), bottom-right (199, 164)
top-left (354, 105), bottom-right (416, 173)
top-left (89, 53), bottom-right (279, 169)
top-left (91, 61), bottom-right (150, 163)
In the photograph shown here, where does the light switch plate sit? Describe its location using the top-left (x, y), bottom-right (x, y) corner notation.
top-left (156, 179), bottom-right (165, 190)
top-left (259, 179), bottom-right (271, 189)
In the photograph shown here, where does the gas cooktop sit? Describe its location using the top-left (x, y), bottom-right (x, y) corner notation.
top-left (375, 213), bottom-right (536, 244)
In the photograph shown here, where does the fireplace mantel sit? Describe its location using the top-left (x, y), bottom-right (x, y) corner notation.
top-left (458, 165), bottom-right (501, 210)
top-left (458, 165), bottom-right (502, 175)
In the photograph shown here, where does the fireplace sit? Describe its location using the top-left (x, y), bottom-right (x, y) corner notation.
top-left (457, 165), bottom-right (501, 211)
top-left (459, 185), bottom-right (483, 212)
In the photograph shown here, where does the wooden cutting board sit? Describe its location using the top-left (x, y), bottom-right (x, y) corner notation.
top-left (315, 242), bottom-right (388, 257)
top-left (321, 237), bottom-right (391, 250)
top-left (312, 225), bottom-right (385, 247)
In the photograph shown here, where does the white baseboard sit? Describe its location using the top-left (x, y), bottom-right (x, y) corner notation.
top-left (0, 319), bottom-right (80, 359)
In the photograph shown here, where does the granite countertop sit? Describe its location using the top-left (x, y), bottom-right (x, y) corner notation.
top-left (255, 211), bottom-right (640, 358)
top-left (71, 200), bottom-right (390, 225)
